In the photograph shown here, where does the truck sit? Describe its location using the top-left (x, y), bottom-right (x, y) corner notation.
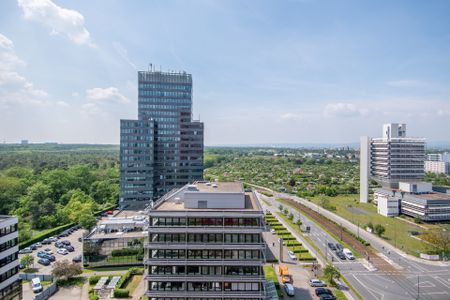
top-left (278, 264), bottom-right (293, 284)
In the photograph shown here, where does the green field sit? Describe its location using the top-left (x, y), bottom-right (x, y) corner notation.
top-left (307, 195), bottom-right (432, 255)
top-left (263, 265), bottom-right (282, 298)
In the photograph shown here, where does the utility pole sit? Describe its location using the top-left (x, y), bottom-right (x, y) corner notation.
top-left (417, 275), bottom-right (420, 300)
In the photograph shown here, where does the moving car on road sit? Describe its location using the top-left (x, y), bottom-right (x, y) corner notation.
top-left (342, 248), bottom-right (355, 260)
top-left (309, 279), bottom-right (327, 287)
top-left (284, 283), bottom-right (295, 297)
top-left (335, 243), bottom-right (343, 251)
top-left (327, 242), bottom-right (336, 251)
top-left (335, 251), bottom-right (346, 260)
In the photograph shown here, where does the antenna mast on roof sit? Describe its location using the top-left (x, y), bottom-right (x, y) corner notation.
top-left (148, 63), bottom-right (153, 72)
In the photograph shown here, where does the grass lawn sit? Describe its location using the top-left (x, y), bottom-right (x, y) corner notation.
top-left (261, 198), bottom-right (272, 206)
top-left (106, 255), bottom-right (140, 263)
top-left (125, 275), bottom-right (142, 295)
top-left (308, 195), bottom-right (433, 255)
top-left (56, 277), bottom-right (85, 287)
top-left (263, 265), bottom-right (282, 298)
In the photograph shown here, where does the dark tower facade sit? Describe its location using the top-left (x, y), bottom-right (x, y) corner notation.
top-left (120, 69), bottom-right (204, 209)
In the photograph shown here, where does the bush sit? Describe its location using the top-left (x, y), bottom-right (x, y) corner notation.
top-left (89, 275), bottom-right (102, 285)
top-left (114, 288), bottom-right (129, 298)
top-left (111, 247), bottom-right (142, 257)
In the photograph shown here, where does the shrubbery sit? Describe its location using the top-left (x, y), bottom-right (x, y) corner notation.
top-left (111, 247), bottom-right (142, 257)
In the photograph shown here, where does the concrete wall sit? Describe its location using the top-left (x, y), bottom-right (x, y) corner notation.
top-left (185, 192), bottom-right (245, 209)
top-left (399, 182), bottom-right (432, 193)
top-left (360, 136), bottom-right (370, 203)
top-left (376, 194), bottom-right (399, 217)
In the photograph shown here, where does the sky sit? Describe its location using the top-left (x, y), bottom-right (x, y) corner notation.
top-left (0, 0), bottom-right (450, 145)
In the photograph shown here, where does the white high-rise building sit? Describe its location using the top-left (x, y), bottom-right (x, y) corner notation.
top-left (360, 123), bottom-right (425, 203)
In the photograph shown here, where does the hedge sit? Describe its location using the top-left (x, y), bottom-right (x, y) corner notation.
top-left (113, 267), bottom-right (144, 297)
top-left (111, 247), bottom-right (142, 257)
top-left (19, 222), bottom-right (75, 249)
top-left (113, 289), bottom-right (129, 298)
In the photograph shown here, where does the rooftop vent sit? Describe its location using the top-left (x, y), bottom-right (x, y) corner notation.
top-left (175, 197), bottom-right (182, 204)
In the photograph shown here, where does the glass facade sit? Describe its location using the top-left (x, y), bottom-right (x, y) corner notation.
top-left (120, 70), bottom-right (204, 209)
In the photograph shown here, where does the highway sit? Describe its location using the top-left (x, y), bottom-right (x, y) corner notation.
top-left (258, 192), bottom-right (450, 300)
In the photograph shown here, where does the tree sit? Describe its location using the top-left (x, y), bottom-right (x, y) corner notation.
top-left (288, 178), bottom-right (296, 187)
top-left (51, 260), bottom-right (82, 281)
top-left (422, 227), bottom-right (450, 255)
top-left (283, 208), bottom-right (289, 216)
top-left (288, 213), bottom-right (294, 220)
top-left (79, 213), bottom-right (97, 231)
top-left (323, 264), bottom-right (341, 286)
top-left (374, 224), bottom-right (385, 237)
top-left (366, 222), bottom-right (374, 230)
top-left (296, 219), bottom-right (302, 227)
top-left (278, 204), bottom-right (283, 212)
top-left (20, 254), bottom-right (34, 269)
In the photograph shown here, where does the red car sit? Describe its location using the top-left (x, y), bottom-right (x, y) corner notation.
top-left (107, 210), bottom-right (113, 215)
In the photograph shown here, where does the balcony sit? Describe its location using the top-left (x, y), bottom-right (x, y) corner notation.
top-left (144, 259), bottom-right (265, 266)
top-left (145, 242), bottom-right (265, 250)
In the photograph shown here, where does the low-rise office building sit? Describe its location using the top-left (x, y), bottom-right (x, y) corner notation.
top-left (0, 216), bottom-right (21, 300)
top-left (145, 181), bottom-right (266, 300)
top-left (83, 212), bottom-right (148, 267)
top-left (375, 182), bottom-right (450, 221)
top-left (425, 160), bottom-right (450, 175)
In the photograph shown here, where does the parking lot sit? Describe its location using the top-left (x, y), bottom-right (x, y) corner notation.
top-left (19, 228), bottom-right (84, 275)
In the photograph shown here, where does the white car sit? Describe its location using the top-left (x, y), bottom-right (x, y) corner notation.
top-left (31, 277), bottom-right (43, 293)
top-left (309, 279), bottom-right (326, 287)
top-left (44, 249), bottom-right (53, 255)
top-left (342, 248), bottom-right (355, 260)
top-left (288, 250), bottom-right (297, 260)
top-left (284, 283), bottom-right (295, 296)
top-left (270, 229), bottom-right (276, 234)
top-left (57, 248), bottom-right (68, 255)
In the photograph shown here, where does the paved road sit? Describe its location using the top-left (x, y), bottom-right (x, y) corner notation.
top-left (259, 192), bottom-right (450, 300)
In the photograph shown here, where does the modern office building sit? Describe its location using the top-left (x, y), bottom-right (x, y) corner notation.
top-left (360, 123), bottom-right (425, 203)
top-left (120, 68), bottom-right (204, 209)
top-left (425, 152), bottom-right (450, 174)
top-left (0, 216), bottom-right (21, 300)
top-left (145, 181), bottom-right (266, 300)
top-left (374, 182), bottom-right (450, 221)
top-left (83, 211), bottom-right (148, 268)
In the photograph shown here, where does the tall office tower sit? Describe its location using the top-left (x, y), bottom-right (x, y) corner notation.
top-left (120, 69), bottom-right (204, 209)
top-left (360, 123), bottom-right (425, 203)
top-left (145, 182), bottom-right (266, 300)
top-left (0, 216), bottom-right (21, 300)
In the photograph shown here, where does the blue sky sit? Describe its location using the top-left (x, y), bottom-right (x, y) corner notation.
top-left (1, 0), bottom-right (449, 145)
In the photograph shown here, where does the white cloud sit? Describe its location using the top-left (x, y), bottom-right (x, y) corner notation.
top-left (113, 42), bottom-right (136, 70)
top-left (17, 0), bottom-right (95, 47)
top-left (0, 33), bottom-right (49, 107)
top-left (438, 109), bottom-right (450, 116)
top-left (280, 112), bottom-right (303, 120)
top-left (86, 87), bottom-right (129, 103)
top-left (56, 100), bottom-right (69, 107)
top-left (323, 102), bottom-right (368, 118)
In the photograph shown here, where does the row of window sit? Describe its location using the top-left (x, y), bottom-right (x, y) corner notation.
top-left (121, 129), bottom-right (153, 134)
top-left (149, 281), bottom-right (262, 292)
top-left (149, 265), bottom-right (261, 276)
top-left (0, 253), bottom-right (18, 268)
top-left (150, 233), bottom-right (262, 244)
top-left (139, 90), bottom-right (191, 98)
top-left (0, 279), bottom-right (21, 300)
top-left (139, 83), bottom-right (191, 91)
top-left (149, 249), bottom-right (262, 260)
top-left (0, 224), bottom-right (17, 237)
top-left (151, 218), bottom-right (261, 227)
top-left (139, 98), bottom-right (191, 104)
top-left (0, 238), bottom-right (17, 252)
top-left (150, 298), bottom-right (261, 300)
top-left (0, 266), bottom-right (19, 284)
top-left (140, 104), bottom-right (191, 111)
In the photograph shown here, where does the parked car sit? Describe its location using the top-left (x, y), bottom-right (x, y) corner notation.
top-left (64, 245), bottom-right (75, 252)
top-left (44, 248), bottom-right (53, 254)
top-left (315, 288), bottom-right (333, 296)
top-left (58, 231), bottom-right (69, 238)
top-left (49, 236), bottom-right (58, 242)
top-left (35, 242), bottom-right (42, 248)
top-left (319, 294), bottom-right (336, 300)
top-left (55, 241), bottom-right (64, 248)
top-left (31, 277), bottom-right (43, 293)
top-left (284, 283), bottom-right (295, 297)
top-left (19, 247), bottom-right (32, 254)
top-left (336, 251), bottom-right (346, 260)
top-left (107, 210), bottom-right (114, 215)
top-left (270, 229), bottom-right (276, 234)
top-left (29, 244), bottom-right (38, 250)
top-left (78, 237), bottom-right (83, 242)
top-left (327, 242), bottom-right (336, 251)
top-left (57, 248), bottom-right (69, 255)
top-left (41, 239), bottom-right (51, 245)
top-left (343, 248), bottom-right (355, 260)
top-left (62, 240), bottom-right (71, 246)
top-left (101, 212), bottom-right (108, 217)
top-left (72, 255), bottom-right (82, 263)
top-left (335, 243), bottom-right (343, 251)
top-left (46, 254), bottom-right (56, 262)
top-left (37, 251), bottom-right (48, 258)
top-left (288, 251), bottom-right (297, 261)
top-left (37, 258), bottom-right (50, 266)
top-left (309, 279), bottom-right (327, 287)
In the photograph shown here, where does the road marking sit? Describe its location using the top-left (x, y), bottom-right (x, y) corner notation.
top-left (414, 280), bottom-right (435, 288)
top-left (434, 276), bottom-right (450, 289)
top-left (351, 274), bottom-right (385, 300)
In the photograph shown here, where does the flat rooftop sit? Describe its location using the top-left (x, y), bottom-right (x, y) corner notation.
top-left (155, 192), bottom-right (260, 211)
top-left (86, 230), bottom-right (148, 240)
top-left (414, 193), bottom-right (450, 201)
top-left (194, 182), bottom-right (244, 193)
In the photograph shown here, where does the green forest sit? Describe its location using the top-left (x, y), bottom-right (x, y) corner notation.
top-left (0, 144), bottom-right (119, 242)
